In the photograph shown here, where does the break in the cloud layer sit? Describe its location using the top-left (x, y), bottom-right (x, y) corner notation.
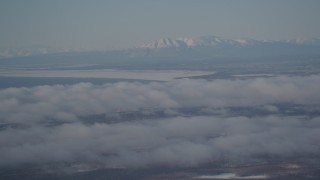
top-left (0, 75), bottom-right (320, 167)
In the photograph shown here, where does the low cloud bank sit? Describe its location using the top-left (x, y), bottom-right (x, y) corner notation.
top-left (0, 116), bottom-right (320, 167)
top-left (1, 75), bottom-right (320, 167)
top-left (1, 75), bottom-right (320, 124)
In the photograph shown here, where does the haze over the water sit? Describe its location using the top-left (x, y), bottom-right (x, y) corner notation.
top-left (1, 0), bottom-right (320, 51)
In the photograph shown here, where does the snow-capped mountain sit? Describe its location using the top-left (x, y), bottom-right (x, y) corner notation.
top-left (140, 38), bottom-right (188, 49)
top-left (140, 36), bottom-right (320, 50)
top-left (134, 36), bottom-right (320, 59)
top-left (140, 36), bottom-right (258, 49)
top-left (178, 36), bottom-right (255, 47)
top-left (1, 35), bottom-right (320, 72)
top-left (1, 36), bottom-right (319, 61)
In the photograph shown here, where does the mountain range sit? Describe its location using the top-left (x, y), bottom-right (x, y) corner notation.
top-left (1, 36), bottom-right (320, 71)
top-left (139, 36), bottom-right (320, 49)
top-left (140, 36), bottom-right (258, 49)
top-left (124, 36), bottom-right (320, 60)
top-left (1, 36), bottom-right (320, 59)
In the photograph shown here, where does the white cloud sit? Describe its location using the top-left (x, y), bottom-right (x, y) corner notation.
top-left (0, 116), bottom-right (320, 167)
top-left (1, 76), bottom-right (320, 124)
top-left (0, 75), bottom-right (320, 167)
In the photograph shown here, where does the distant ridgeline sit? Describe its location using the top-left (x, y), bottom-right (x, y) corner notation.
top-left (1, 36), bottom-right (320, 70)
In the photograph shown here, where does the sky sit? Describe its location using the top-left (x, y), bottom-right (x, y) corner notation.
top-left (1, 0), bottom-right (320, 50)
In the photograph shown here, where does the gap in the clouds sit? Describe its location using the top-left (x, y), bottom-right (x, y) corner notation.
top-left (77, 103), bottom-right (320, 126)
top-left (2, 103), bottom-right (319, 131)
top-left (0, 76), bottom-right (157, 89)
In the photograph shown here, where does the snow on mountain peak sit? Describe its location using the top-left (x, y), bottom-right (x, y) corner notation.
top-left (140, 36), bottom-right (254, 49)
top-left (179, 36), bottom-right (226, 47)
top-left (141, 37), bottom-right (187, 49)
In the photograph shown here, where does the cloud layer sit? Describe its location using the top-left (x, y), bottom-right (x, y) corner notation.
top-left (1, 75), bottom-right (320, 124)
top-left (1, 75), bottom-right (320, 168)
top-left (1, 116), bottom-right (320, 167)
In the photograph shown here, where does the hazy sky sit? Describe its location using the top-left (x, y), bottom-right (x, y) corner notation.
top-left (1, 0), bottom-right (320, 50)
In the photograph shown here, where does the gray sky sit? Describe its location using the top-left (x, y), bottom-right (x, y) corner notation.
top-left (1, 0), bottom-right (320, 50)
